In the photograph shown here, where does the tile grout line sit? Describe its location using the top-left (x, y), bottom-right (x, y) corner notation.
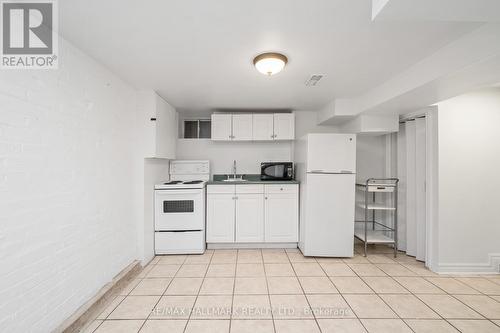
top-left (319, 255), bottom-right (372, 333)
top-left (337, 254), bottom-right (419, 332)
top-left (261, 249), bottom-right (277, 333)
top-left (89, 259), bottom-right (159, 332)
top-left (137, 255), bottom-right (186, 333)
top-left (362, 255), bottom-right (490, 330)
top-left (287, 250), bottom-right (324, 333)
top-left (92, 247), bottom-right (499, 332)
top-left (228, 250), bottom-right (239, 332)
top-left (420, 277), bottom-right (500, 328)
top-left (182, 250), bottom-right (215, 332)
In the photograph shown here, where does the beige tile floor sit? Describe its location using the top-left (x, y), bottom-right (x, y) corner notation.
top-left (82, 244), bottom-right (500, 333)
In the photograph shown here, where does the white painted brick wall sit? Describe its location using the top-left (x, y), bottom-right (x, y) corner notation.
top-left (0, 37), bottom-right (140, 332)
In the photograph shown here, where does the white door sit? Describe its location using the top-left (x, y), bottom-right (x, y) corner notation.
top-left (211, 114), bottom-right (232, 141)
top-left (415, 117), bottom-right (427, 262)
top-left (304, 173), bottom-right (355, 257)
top-left (273, 113), bottom-right (295, 140)
top-left (252, 114), bottom-right (274, 140)
top-left (265, 193), bottom-right (298, 242)
top-left (397, 124), bottom-right (407, 251)
top-left (232, 114), bottom-right (253, 141)
top-left (405, 121), bottom-right (417, 257)
top-left (235, 194), bottom-right (264, 242)
top-left (207, 194), bottom-right (235, 242)
top-left (399, 117), bottom-right (429, 263)
top-left (307, 133), bottom-right (356, 173)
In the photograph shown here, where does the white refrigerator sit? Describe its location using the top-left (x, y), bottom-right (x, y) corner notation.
top-left (295, 133), bottom-right (356, 257)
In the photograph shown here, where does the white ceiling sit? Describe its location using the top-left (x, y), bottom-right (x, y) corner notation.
top-left (59, 0), bottom-right (479, 112)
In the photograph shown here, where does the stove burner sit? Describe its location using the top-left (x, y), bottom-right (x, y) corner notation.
top-left (163, 180), bottom-right (183, 185)
top-left (183, 180), bottom-right (203, 184)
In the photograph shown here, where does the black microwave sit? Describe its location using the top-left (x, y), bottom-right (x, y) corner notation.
top-left (261, 162), bottom-right (294, 181)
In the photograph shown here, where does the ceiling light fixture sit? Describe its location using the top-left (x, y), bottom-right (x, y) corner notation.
top-left (253, 52), bottom-right (288, 76)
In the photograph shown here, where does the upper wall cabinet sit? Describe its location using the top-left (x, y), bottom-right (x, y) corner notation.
top-left (232, 114), bottom-right (253, 141)
top-left (139, 91), bottom-right (178, 159)
top-left (253, 114), bottom-right (274, 140)
top-left (211, 114), bottom-right (232, 140)
top-left (211, 113), bottom-right (295, 141)
top-left (273, 113), bottom-right (295, 140)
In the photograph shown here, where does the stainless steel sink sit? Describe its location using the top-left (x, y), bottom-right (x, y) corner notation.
top-left (222, 177), bottom-right (247, 182)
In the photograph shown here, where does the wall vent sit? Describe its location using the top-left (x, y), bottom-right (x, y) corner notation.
top-left (305, 74), bottom-right (324, 86)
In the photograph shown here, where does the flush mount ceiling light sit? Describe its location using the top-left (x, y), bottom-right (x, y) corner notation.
top-left (253, 52), bottom-right (288, 76)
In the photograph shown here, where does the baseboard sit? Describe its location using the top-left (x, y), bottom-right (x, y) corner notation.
top-left (207, 243), bottom-right (298, 249)
top-left (434, 253), bottom-right (500, 274)
top-left (54, 260), bottom-right (142, 333)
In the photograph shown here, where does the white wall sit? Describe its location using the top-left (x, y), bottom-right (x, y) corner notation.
top-left (355, 135), bottom-right (388, 221)
top-left (294, 111), bottom-right (339, 138)
top-left (177, 139), bottom-right (292, 175)
top-left (140, 159), bottom-right (169, 264)
top-left (437, 88), bottom-right (500, 271)
top-left (356, 135), bottom-right (387, 182)
top-left (0, 38), bottom-right (139, 332)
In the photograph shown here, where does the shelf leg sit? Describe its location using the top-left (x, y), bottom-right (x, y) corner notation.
top-left (372, 192), bottom-right (375, 230)
top-left (394, 186), bottom-right (398, 258)
top-left (364, 181), bottom-right (369, 257)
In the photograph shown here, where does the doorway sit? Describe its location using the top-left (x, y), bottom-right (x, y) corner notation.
top-left (394, 107), bottom-right (438, 269)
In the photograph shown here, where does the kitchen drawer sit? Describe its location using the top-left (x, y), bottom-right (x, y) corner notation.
top-left (236, 184), bottom-right (264, 194)
top-left (367, 185), bottom-right (395, 193)
top-left (155, 231), bottom-right (205, 254)
top-left (207, 185), bottom-right (235, 194)
top-left (265, 184), bottom-right (298, 194)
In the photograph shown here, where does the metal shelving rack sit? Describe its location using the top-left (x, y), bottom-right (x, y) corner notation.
top-left (355, 178), bottom-right (399, 257)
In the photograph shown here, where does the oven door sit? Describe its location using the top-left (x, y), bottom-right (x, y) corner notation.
top-left (154, 189), bottom-right (204, 231)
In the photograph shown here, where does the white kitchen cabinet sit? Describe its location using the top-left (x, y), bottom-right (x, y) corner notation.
top-left (252, 114), bottom-right (274, 140)
top-left (265, 186), bottom-right (299, 242)
top-left (206, 193), bottom-right (235, 242)
top-left (139, 91), bottom-right (178, 158)
top-left (273, 113), bottom-right (295, 140)
top-left (235, 194), bottom-right (264, 242)
top-left (155, 95), bottom-right (177, 158)
top-left (211, 114), bottom-right (232, 141)
top-left (206, 184), bottom-right (298, 245)
top-left (211, 113), bottom-right (295, 141)
top-left (232, 114), bottom-right (253, 141)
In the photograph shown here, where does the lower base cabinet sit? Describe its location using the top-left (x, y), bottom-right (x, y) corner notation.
top-left (265, 192), bottom-right (298, 242)
top-left (206, 193), bottom-right (234, 242)
top-left (236, 193), bottom-right (265, 242)
top-left (206, 184), bottom-right (298, 244)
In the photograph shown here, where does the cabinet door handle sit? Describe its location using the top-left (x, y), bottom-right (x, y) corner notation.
top-left (265, 197), bottom-right (268, 200)
top-left (150, 117), bottom-right (156, 121)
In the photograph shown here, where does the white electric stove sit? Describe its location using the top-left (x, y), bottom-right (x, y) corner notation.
top-left (154, 160), bottom-right (209, 254)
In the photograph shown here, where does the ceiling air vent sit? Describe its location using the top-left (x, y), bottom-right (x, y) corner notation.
top-left (305, 74), bottom-right (324, 86)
